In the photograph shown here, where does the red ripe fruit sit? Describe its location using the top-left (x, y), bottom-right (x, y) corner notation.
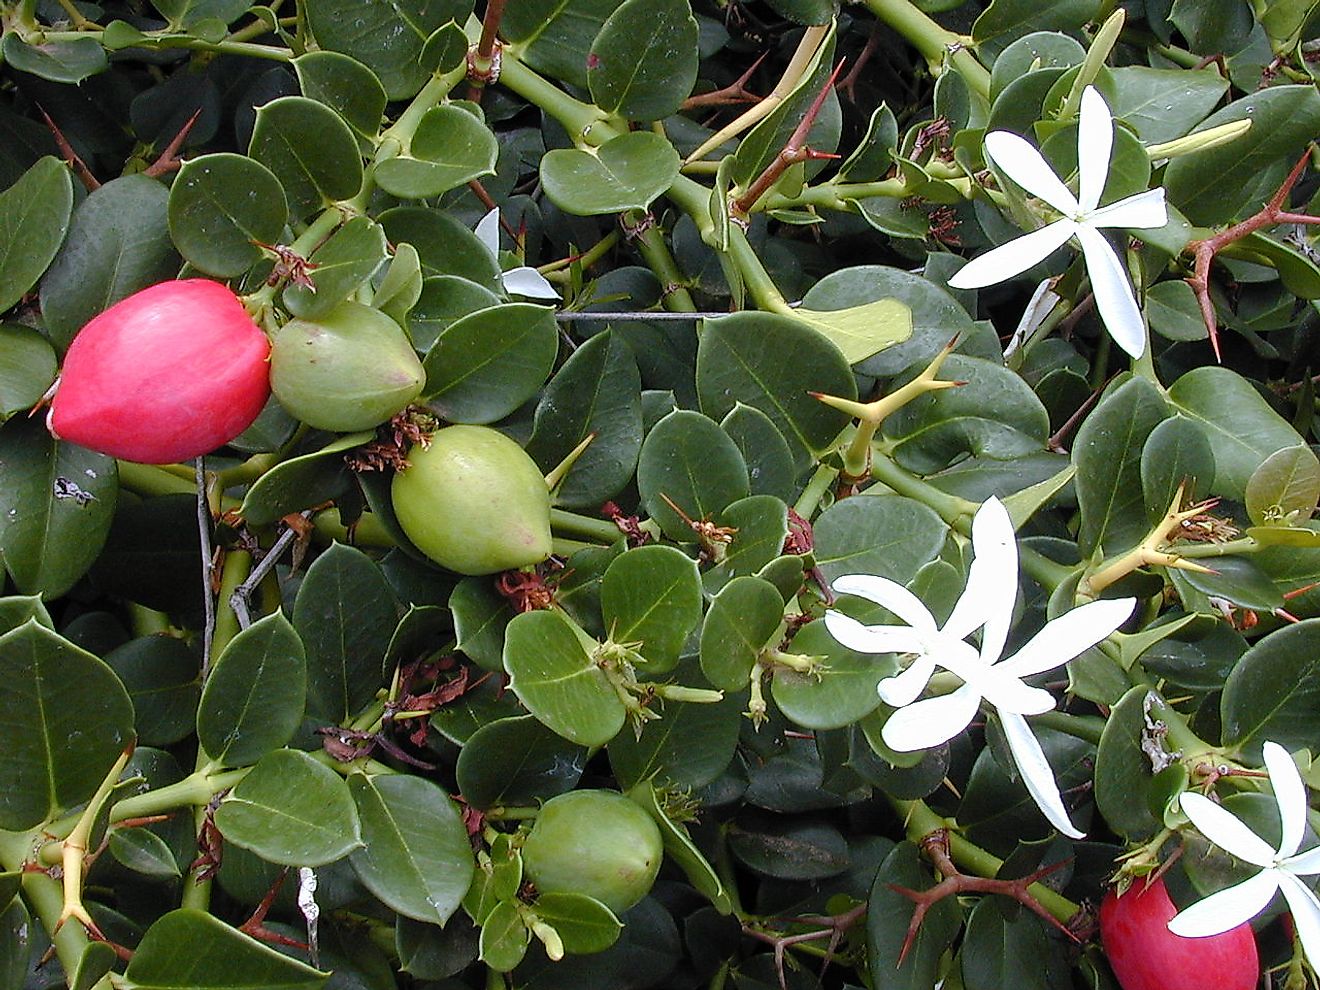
top-left (1099, 876), bottom-right (1259, 990)
top-left (48, 279), bottom-right (271, 464)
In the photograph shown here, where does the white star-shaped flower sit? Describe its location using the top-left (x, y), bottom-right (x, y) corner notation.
top-left (825, 497), bottom-right (1135, 838)
top-left (947, 86), bottom-right (1168, 359)
top-left (475, 208), bottom-right (559, 300)
top-left (1169, 741), bottom-right (1320, 963)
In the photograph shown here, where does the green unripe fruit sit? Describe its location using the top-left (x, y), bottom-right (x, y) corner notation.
top-left (391, 424), bottom-right (552, 575)
top-left (270, 300), bottom-right (424, 431)
top-left (521, 790), bottom-right (663, 913)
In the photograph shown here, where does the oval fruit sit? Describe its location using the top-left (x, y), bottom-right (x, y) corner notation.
top-left (1099, 876), bottom-right (1258, 990)
top-left (391, 424), bottom-right (552, 575)
top-left (521, 790), bottom-right (663, 913)
top-left (48, 279), bottom-right (270, 464)
top-left (270, 300), bottom-right (423, 431)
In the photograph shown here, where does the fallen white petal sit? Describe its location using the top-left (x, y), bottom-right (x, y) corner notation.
top-left (985, 132), bottom-right (1080, 216)
top-left (502, 266), bottom-right (560, 299)
top-left (996, 597), bottom-right (1135, 680)
top-left (1179, 792), bottom-right (1277, 867)
top-left (832, 574), bottom-right (939, 634)
top-left (1086, 187), bottom-right (1169, 230)
top-left (1167, 869), bottom-right (1280, 937)
top-left (1277, 872), bottom-right (1320, 965)
top-left (1075, 225), bottom-right (1147, 358)
top-left (999, 710), bottom-right (1084, 838)
top-left (881, 684), bottom-right (981, 752)
top-left (1076, 87), bottom-right (1113, 213)
top-left (824, 610), bottom-right (928, 656)
top-left (945, 496), bottom-right (1017, 657)
top-left (475, 208), bottom-right (501, 257)
top-left (946, 219), bottom-right (1078, 289)
top-left (1264, 741), bottom-right (1307, 858)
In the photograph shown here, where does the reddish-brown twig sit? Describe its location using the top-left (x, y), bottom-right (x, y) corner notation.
top-left (682, 53), bottom-right (767, 109)
top-left (142, 108), bottom-right (202, 178)
top-left (37, 104), bottom-right (99, 191)
top-left (741, 902), bottom-right (866, 990)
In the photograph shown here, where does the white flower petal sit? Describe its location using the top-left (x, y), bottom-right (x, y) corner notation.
top-left (1167, 869), bottom-right (1280, 937)
top-left (1087, 187), bottom-right (1168, 230)
top-left (1076, 87), bottom-right (1113, 213)
top-left (1277, 872), bottom-right (1320, 965)
top-left (1283, 845), bottom-right (1320, 876)
top-left (824, 610), bottom-right (928, 656)
top-left (877, 653), bottom-right (939, 707)
top-left (985, 131), bottom-right (1080, 216)
top-left (996, 597), bottom-right (1135, 680)
top-left (1264, 741), bottom-right (1308, 858)
top-left (501, 266), bottom-right (560, 300)
top-left (945, 497), bottom-right (1017, 658)
top-left (1075, 225), bottom-right (1146, 358)
top-left (881, 684), bottom-right (980, 752)
top-left (475, 208), bottom-right (501, 258)
top-left (945, 219), bottom-right (1077, 290)
top-left (979, 673), bottom-right (1057, 716)
top-left (999, 711), bottom-right (1084, 838)
top-left (831, 574), bottom-right (938, 635)
top-left (1179, 792), bottom-right (1277, 867)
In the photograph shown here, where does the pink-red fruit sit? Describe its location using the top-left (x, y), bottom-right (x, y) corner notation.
top-left (1099, 876), bottom-right (1258, 990)
top-left (49, 279), bottom-right (270, 464)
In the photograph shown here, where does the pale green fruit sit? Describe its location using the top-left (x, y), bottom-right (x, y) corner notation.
top-left (391, 425), bottom-right (552, 575)
top-left (270, 300), bottom-right (424, 431)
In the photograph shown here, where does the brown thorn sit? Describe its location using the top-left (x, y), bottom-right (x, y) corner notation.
top-left (836, 17), bottom-right (885, 103)
top-left (143, 107), bottom-right (202, 178)
top-left (682, 53), bottom-right (767, 109)
top-left (36, 104), bottom-right (99, 191)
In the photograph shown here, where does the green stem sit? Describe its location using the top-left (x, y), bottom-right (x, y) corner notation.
top-left (1018, 545), bottom-right (1076, 593)
top-left (1032, 710), bottom-right (1106, 746)
top-left (549, 507), bottom-right (624, 543)
top-left (793, 463), bottom-right (840, 519)
top-left (727, 226), bottom-right (792, 312)
top-left (109, 768), bottom-right (248, 823)
top-left (210, 549), bottom-right (251, 668)
top-left (859, 0), bottom-right (991, 100)
top-left (22, 870), bottom-right (92, 979)
top-left (627, 212), bottom-right (698, 313)
top-left (311, 508), bottom-right (396, 547)
top-left (38, 28), bottom-right (291, 60)
top-left (868, 455), bottom-right (977, 527)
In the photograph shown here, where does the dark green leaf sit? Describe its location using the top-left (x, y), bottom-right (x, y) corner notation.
top-left (609, 690), bottom-right (742, 791)
top-left (283, 216), bottom-right (389, 319)
top-left (1221, 620), bottom-right (1320, 760)
top-left (1140, 415), bottom-right (1214, 523)
top-left (813, 494), bottom-right (948, 586)
top-left (168, 153), bottom-right (288, 277)
top-left (1, 34), bottom-right (106, 83)
top-left (587, 0), bottom-right (699, 121)
top-left (719, 403), bottom-right (796, 502)
top-left (293, 51), bottom-right (388, 140)
top-left (456, 715), bottom-right (588, 808)
top-left (699, 575), bottom-right (783, 691)
top-left (239, 432), bottom-right (372, 528)
top-left (541, 132), bottom-right (680, 216)
top-left (104, 634), bottom-right (199, 748)
top-left (771, 619), bottom-right (890, 729)
top-left (960, 897), bottom-right (1061, 990)
top-left (0, 157), bottom-right (72, 313)
top-left (637, 409), bottom-right (749, 542)
top-left (375, 105), bottom-right (499, 199)
top-left (728, 817), bottom-right (848, 879)
top-left (601, 544), bottom-right (702, 673)
top-left (502, 0), bottom-right (625, 89)
top-left (249, 97), bottom-right (363, 219)
top-left (0, 324), bottom-right (57, 422)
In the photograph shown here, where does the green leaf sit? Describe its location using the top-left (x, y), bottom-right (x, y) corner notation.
top-left (249, 97), bottom-right (364, 219)
top-left (719, 404), bottom-right (796, 502)
top-left (239, 432), bottom-right (372, 528)
top-left (374, 243), bottom-right (424, 324)
top-left (39, 175), bottom-right (179, 350)
top-left (610, 688), bottom-right (742, 790)
top-left (601, 545), bottom-right (702, 673)
top-left (293, 51), bottom-right (388, 140)
top-left (1074, 376), bottom-right (1169, 556)
top-left (587, 0), bottom-right (699, 122)
top-left (1163, 85), bottom-right (1320, 225)
top-left (168, 153), bottom-right (288, 277)
top-left (627, 780), bottom-right (732, 912)
top-left (813, 494), bottom-right (948, 587)
top-left (960, 897), bottom-right (1061, 990)
top-left (216, 748), bottom-right (362, 866)
top-left (292, 543), bottom-right (397, 723)
top-left (109, 827), bottom-right (182, 879)
top-left (1141, 415), bottom-right (1214, 523)
top-left (502, 0), bottom-right (625, 89)
top-left (1245, 445), bottom-right (1320, 527)
top-left (0, 157), bottom-right (72, 313)
top-left (0, 896), bottom-right (27, 990)
top-left (1109, 66), bottom-right (1228, 145)
top-left (771, 619), bottom-right (890, 729)
top-left (0, 621), bottom-right (134, 830)
top-left (838, 103), bottom-right (898, 182)
top-left (479, 900), bottom-right (530, 972)
top-left (407, 275), bottom-right (502, 352)
top-left (450, 575), bottom-right (515, 672)
top-left (699, 575), bottom-right (784, 691)
top-left (532, 893), bottom-right (622, 954)
top-left (1221, 620), bottom-right (1320, 761)
top-left (375, 105), bottom-right (499, 199)
top-left (422, 303), bottom-right (558, 424)
top-left (1167, 366), bottom-right (1307, 501)
top-left (197, 612), bottom-right (306, 767)
top-left (1146, 279), bottom-right (1210, 342)
top-left (348, 774), bottom-right (473, 924)
top-left (703, 495), bottom-right (790, 595)
top-left (0, 34), bottom-right (106, 83)
top-left (728, 818), bottom-right (849, 879)
top-left (282, 215), bottom-right (389, 319)
top-left (972, 0), bottom-right (1101, 59)
top-left (541, 132), bottom-right (680, 216)
top-left (304, 0), bottom-right (472, 99)
top-left (379, 207), bottom-right (500, 287)
top-left (989, 32), bottom-right (1084, 99)
top-left (0, 418), bottom-right (117, 598)
top-left (504, 609), bottom-right (625, 747)
top-left (637, 409), bottom-right (749, 542)
top-left (104, 634), bottom-right (199, 748)
top-left (697, 311), bottom-right (855, 473)
top-left (0, 594), bottom-right (52, 635)
top-left (124, 909), bottom-right (327, 989)
top-left (456, 715), bottom-right (587, 808)
top-left (0, 324), bottom-right (57, 423)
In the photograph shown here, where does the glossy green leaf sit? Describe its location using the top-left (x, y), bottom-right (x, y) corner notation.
top-left (532, 893), bottom-right (622, 955)
top-left (293, 51), bottom-right (388, 140)
top-left (637, 409), bottom-right (749, 542)
top-left (989, 33), bottom-right (1084, 99)
top-left (609, 688), bottom-right (743, 791)
top-left (1245, 445), bottom-right (1320, 527)
top-left (0, 157), bottom-right (72, 313)
top-left (1110, 66), bottom-right (1228, 144)
top-left (0, 418), bottom-right (117, 598)
top-left (456, 715), bottom-right (588, 809)
top-left (109, 826), bottom-right (182, 879)
top-left (407, 275), bottom-right (502, 352)
top-left (960, 896), bottom-right (1061, 990)
top-left (699, 575), bottom-right (783, 691)
top-left (479, 900), bottom-right (529, 972)
top-left (541, 132), bottom-right (679, 216)
top-left (0, 594), bottom-right (52, 635)
top-left (502, 0), bottom-right (625, 88)
top-left (1, 34), bottom-right (106, 83)
top-left (697, 311), bottom-right (855, 473)
top-left (703, 495), bottom-right (790, 595)
top-left (168, 153), bottom-right (288, 277)
top-left (39, 174), bottom-right (179, 350)
top-left (0, 620), bottom-right (134, 830)
top-left (197, 612), bottom-right (306, 767)
top-left (813, 494), bottom-right (948, 587)
top-left (587, 0), bottom-right (698, 121)
top-left (249, 97), bottom-right (363, 219)
top-left (504, 609), bottom-right (625, 747)
top-left (1167, 366), bottom-right (1306, 500)
top-left (838, 103), bottom-right (898, 182)
top-left (1221, 620), bottom-right (1320, 760)
top-left (601, 545), bottom-right (702, 673)
top-left (292, 542), bottom-right (397, 723)
top-left (972, 0), bottom-right (1101, 58)
top-left (1140, 415), bottom-right (1214, 523)
top-left (450, 575), bottom-right (514, 672)
top-left (422, 303), bottom-right (558, 423)
top-left (124, 909), bottom-right (327, 989)
top-left (1093, 686), bottom-right (1161, 842)
top-left (0, 324), bottom-right (57, 422)
top-left (379, 207), bottom-right (500, 287)
top-left (374, 243), bottom-right (424, 325)
top-left (771, 619), bottom-right (890, 729)
top-left (1074, 376), bottom-right (1169, 556)
top-left (348, 773), bottom-right (473, 923)
top-left (239, 432), bottom-right (372, 527)
top-left (728, 818), bottom-right (848, 879)
top-left (216, 748), bottom-right (362, 866)
top-left (719, 403), bottom-right (796, 502)
top-left (1146, 279), bottom-right (1208, 341)
top-left (104, 634), bottom-right (199, 747)
top-left (282, 215), bottom-right (389, 319)
top-left (376, 105), bottom-right (499, 199)
top-left (0, 899), bottom-right (28, 990)
top-left (526, 330), bottom-right (643, 509)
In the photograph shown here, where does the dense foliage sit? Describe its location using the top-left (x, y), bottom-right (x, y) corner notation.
top-left (1, 0), bottom-right (1319, 988)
